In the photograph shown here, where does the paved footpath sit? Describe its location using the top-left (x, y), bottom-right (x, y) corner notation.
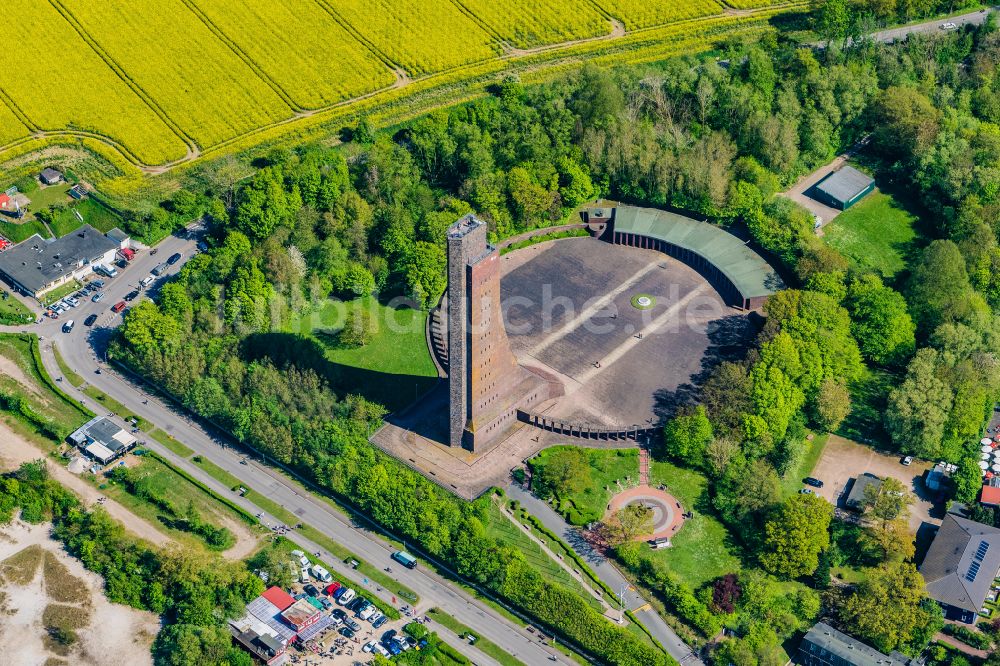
top-left (506, 484), bottom-right (703, 665)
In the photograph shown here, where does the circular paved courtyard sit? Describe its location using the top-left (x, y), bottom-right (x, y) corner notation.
top-left (605, 485), bottom-right (685, 541)
top-left (500, 237), bottom-right (756, 429)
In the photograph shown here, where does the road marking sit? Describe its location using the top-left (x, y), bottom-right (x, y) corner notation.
top-left (633, 603), bottom-right (651, 613)
top-left (527, 259), bottom-right (663, 357)
top-left (575, 284), bottom-right (708, 385)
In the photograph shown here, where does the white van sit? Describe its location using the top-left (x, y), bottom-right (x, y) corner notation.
top-left (96, 264), bottom-right (118, 278)
top-left (310, 565), bottom-right (332, 583)
top-left (358, 605), bottom-right (376, 621)
top-left (338, 587), bottom-right (356, 605)
top-left (299, 567), bottom-right (310, 583)
top-left (298, 554), bottom-right (310, 567)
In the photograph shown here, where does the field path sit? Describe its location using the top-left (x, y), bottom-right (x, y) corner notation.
top-left (0, 421), bottom-right (173, 547)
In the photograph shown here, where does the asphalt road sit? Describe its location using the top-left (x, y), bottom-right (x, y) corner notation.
top-left (838, 6), bottom-right (996, 46)
top-left (2, 223), bottom-right (571, 666)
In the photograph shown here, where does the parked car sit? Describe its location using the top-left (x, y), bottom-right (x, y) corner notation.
top-left (62, 320), bottom-right (74, 333)
top-left (358, 605), bottom-right (376, 621)
top-left (167, 252), bottom-right (182, 265)
top-left (139, 276), bottom-right (154, 289)
top-left (91, 279), bottom-right (105, 289)
top-left (339, 627), bottom-right (355, 639)
top-left (902, 456), bottom-right (913, 466)
top-left (91, 292), bottom-right (105, 303)
top-left (382, 630), bottom-right (397, 644)
top-left (303, 584), bottom-right (320, 597)
top-left (941, 21), bottom-right (958, 30)
top-left (345, 619), bottom-right (361, 632)
top-left (338, 588), bottom-right (356, 605)
top-left (324, 582), bottom-right (342, 596)
top-left (363, 641), bottom-right (376, 653)
top-left (368, 610), bottom-right (383, 625)
top-left (84, 314), bottom-right (98, 327)
top-left (372, 615), bottom-right (388, 629)
top-left (373, 643), bottom-right (391, 657)
top-left (196, 241), bottom-right (208, 252)
top-left (803, 477), bottom-right (823, 488)
top-left (320, 597), bottom-right (333, 610)
top-left (331, 608), bottom-right (348, 621)
top-left (799, 488), bottom-right (814, 495)
top-left (124, 290), bottom-right (140, 302)
top-left (151, 262), bottom-right (170, 276)
top-left (111, 301), bottom-right (127, 313)
top-left (65, 297), bottom-right (79, 307)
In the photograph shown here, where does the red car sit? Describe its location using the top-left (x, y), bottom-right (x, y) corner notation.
top-left (111, 301), bottom-right (127, 313)
top-left (324, 582), bottom-right (341, 596)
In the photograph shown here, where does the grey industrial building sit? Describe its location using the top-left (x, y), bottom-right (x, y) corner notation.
top-left (808, 165), bottom-right (875, 210)
top-left (0, 224), bottom-right (125, 297)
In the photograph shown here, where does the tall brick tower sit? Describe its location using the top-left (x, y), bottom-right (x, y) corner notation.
top-left (447, 215), bottom-right (545, 451)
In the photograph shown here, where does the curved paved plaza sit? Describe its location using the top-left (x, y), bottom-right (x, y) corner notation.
top-left (605, 485), bottom-right (685, 540)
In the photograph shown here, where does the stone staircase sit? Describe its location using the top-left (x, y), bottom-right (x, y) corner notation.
top-left (639, 447), bottom-right (650, 486)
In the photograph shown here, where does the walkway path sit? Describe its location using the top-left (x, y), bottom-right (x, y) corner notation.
top-left (639, 448), bottom-right (650, 486)
top-left (506, 483), bottom-right (703, 665)
top-left (933, 632), bottom-right (989, 659)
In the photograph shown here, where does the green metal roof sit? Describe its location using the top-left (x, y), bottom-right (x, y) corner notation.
top-left (613, 206), bottom-right (783, 300)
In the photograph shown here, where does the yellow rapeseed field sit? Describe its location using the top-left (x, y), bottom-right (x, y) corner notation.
top-left (58, 0), bottom-right (292, 148)
top-left (594, 0), bottom-right (725, 30)
top-left (456, 0), bottom-right (612, 48)
top-left (187, 0), bottom-right (396, 109)
top-left (0, 103), bottom-right (30, 148)
top-left (724, 0), bottom-right (784, 8)
top-left (1, 0), bottom-right (187, 164)
top-left (321, 0), bottom-right (499, 75)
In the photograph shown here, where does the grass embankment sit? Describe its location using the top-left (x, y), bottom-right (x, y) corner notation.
top-left (529, 446), bottom-right (638, 525)
top-left (823, 188), bottom-right (919, 281)
top-left (189, 453), bottom-right (419, 603)
top-left (0, 333), bottom-right (91, 437)
top-left (779, 432), bottom-right (829, 498)
top-left (52, 343), bottom-right (85, 388)
top-left (0, 219), bottom-right (49, 243)
top-left (500, 228), bottom-right (590, 254)
top-left (149, 428), bottom-right (194, 457)
top-left (48, 198), bottom-right (123, 237)
top-left (426, 607), bottom-right (527, 666)
top-left (39, 281), bottom-right (82, 307)
top-left (292, 295), bottom-right (437, 411)
top-left (94, 452), bottom-right (252, 552)
top-left (483, 500), bottom-right (604, 611)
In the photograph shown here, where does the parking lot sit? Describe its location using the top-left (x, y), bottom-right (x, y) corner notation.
top-left (809, 435), bottom-right (938, 533)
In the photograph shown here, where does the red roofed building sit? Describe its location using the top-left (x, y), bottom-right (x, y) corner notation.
top-left (280, 598), bottom-right (321, 631)
top-left (981, 479), bottom-right (1000, 507)
top-left (261, 586), bottom-right (295, 612)
top-left (0, 193), bottom-right (10, 209)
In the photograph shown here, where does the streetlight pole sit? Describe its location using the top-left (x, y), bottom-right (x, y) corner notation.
top-left (618, 583), bottom-right (628, 624)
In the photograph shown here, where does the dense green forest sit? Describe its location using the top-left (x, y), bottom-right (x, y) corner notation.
top-left (108, 12), bottom-right (1000, 666)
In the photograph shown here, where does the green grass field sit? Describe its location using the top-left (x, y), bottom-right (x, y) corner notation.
top-left (39, 281), bottom-right (82, 307)
top-left (149, 427), bottom-right (194, 457)
top-left (647, 460), bottom-right (742, 587)
top-left (293, 296), bottom-right (437, 411)
top-left (27, 183), bottom-right (72, 210)
top-left (98, 454), bottom-right (252, 551)
top-left (0, 218), bottom-right (49, 243)
top-left (52, 344), bottom-right (85, 387)
top-left (483, 500), bottom-right (604, 611)
top-left (836, 366), bottom-right (896, 449)
top-left (823, 189), bottom-right (919, 280)
top-left (48, 198), bottom-right (124, 238)
top-left (0, 291), bottom-right (33, 324)
top-left (780, 433), bottom-right (828, 498)
top-left (530, 446), bottom-right (638, 525)
top-left (0, 333), bottom-right (91, 436)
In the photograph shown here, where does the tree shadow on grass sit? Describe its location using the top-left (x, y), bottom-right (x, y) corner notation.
top-left (241, 332), bottom-right (436, 412)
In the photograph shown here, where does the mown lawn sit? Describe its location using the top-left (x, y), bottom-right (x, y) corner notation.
top-left (530, 446), bottom-right (638, 525)
top-left (292, 296), bottom-right (437, 411)
top-left (780, 432), bottom-right (828, 498)
top-left (647, 459), bottom-right (743, 587)
top-left (482, 500), bottom-right (603, 610)
top-left (48, 198), bottom-right (123, 237)
top-left (0, 291), bottom-right (33, 324)
top-left (0, 218), bottom-right (49, 242)
top-left (823, 189), bottom-right (919, 280)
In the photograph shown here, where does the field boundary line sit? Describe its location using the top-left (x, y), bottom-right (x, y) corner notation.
top-left (0, 89), bottom-right (40, 133)
top-left (177, 0), bottom-right (301, 113)
top-left (310, 0), bottom-right (405, 75)
top-left (46, 0), bottom-right (198, 152)
top-left (447, 0), bottom-right (511, 49)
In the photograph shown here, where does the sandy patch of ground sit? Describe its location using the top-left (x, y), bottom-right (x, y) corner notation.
top-left (0, 422), bottom-right (172, 547)
top-left (0, 520), bottom-right (159, 666)
top-left (216, 514), bottom-right (262, 561)
top-left (0, 355), bottom-right (45, 402)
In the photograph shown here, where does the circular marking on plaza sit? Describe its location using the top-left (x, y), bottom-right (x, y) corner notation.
top-left (605, 485), bottom-right (685, 541)
top-left (631, 294), bottom-right (655, 310)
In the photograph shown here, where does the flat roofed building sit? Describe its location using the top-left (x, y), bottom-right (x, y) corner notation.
top-left (0, 224), bottom-right (120, 297)
top-left (795, 622), bottom-right (912, 666)
top-left (279, 598), bottom-right (320, 631)
top-left (920, 513), bottom-right (1000, 623)
top-left (70, 416), bottom-right (136, 463)
top-left (809, 165), bottom-right (875, 210)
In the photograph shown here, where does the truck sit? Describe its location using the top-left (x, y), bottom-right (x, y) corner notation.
top-left (391, 551), bottom-right (417, 569)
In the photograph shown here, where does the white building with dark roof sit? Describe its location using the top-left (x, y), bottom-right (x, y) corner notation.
top-left (68, 416), bottom-right (136, 465)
